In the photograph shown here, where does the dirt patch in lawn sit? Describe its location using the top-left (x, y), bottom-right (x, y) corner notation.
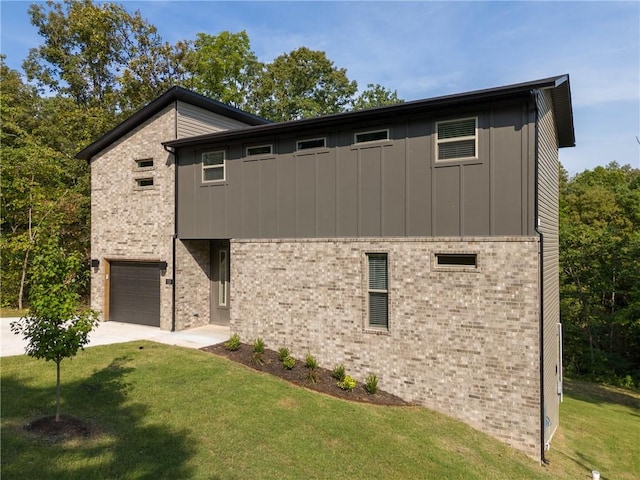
top-left (201, 342), bottom-right (410, 406)
top-left (25, 414), bottom-right (96, 440)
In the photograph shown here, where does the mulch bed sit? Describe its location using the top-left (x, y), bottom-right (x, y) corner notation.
top-left (201, 342), bottom-right (409, 406)
top-left (25, 414), bottom-right (95, 440)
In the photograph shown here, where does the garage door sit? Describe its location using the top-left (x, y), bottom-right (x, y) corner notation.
top-left (109, 261), bottom-right (160, 327)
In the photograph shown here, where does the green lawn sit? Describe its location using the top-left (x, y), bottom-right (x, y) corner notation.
top-left (2, 342), bottom-right (638, 479)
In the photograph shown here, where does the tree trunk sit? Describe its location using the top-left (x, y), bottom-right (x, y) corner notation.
top-left (56, 360), bottom-right (61, 422)
top-left (18, 248), bottom-right (30, 311)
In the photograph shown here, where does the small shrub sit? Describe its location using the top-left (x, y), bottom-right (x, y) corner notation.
top-left (331, 364), bottom-right (346, 381)
top-left (277, 347), bottom-right (290, 362)
top-left (304, 353), bottom-right (318, 370)
top-left (253, 338), bottom-right (265, 353)
top-left (338, 375), bottom-right (357, 391)
top-left (365, 373), bottom-right (378, 394)
top-left (282, 355), bottom-right (296, 370)
top-left (225, 333), bottom-right (241, 351)
top-left (305, 353), bottom-right (319, 383)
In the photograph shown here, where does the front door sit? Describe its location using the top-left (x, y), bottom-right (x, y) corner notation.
top-left (211, 241), bottom-right (230, 325)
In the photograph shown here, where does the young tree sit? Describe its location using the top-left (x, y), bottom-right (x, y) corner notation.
top-left (10, 234), bottom-right (98, 422)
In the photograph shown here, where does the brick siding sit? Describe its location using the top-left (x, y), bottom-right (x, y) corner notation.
top-left (230, 237), bottom-right (541, 458)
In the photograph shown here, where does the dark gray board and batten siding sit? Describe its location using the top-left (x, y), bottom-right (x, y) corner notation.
top-left (176, 100), bottom-right (538, 240)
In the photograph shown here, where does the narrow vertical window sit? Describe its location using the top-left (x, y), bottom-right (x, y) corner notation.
top-left (368, 253), bottom-right (388, 329)
top-left (219, 249), bottom-right (228, 307)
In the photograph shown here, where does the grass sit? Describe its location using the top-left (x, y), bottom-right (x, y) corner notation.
top-left (0, 307), bottom-right (28, 318)
top-left (2, 342), bottom-right (638, 479)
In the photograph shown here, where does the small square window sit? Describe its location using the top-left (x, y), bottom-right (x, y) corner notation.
top-left (297, 138), bottom-right (326, 150)
top-left (367, 253), bottom-right (388, 330)
top-left (246, 145), bottom-right (273, 156)
top-left (436, 117), bottom-right (477, 161)
top-left (355, 129), bottom-right (389, 144)
top-left (202, 151), bottom-right (225, 183)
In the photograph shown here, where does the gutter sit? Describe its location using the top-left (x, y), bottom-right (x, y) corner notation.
top-left (531, 90), bottom-right (549, 465)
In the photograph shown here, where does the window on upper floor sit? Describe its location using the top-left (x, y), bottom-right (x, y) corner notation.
top-left (367, 253), bottom-right (389, 330)
top-left (354, 129), bottom-right (389, 144)
top-left (135, 158), bottom-right (154, 169)
top-left (202, 151), bottom-right (225, 182)
top-left (246, 144), bottom-right (273, 156)
top-left (135, 177), bottom-right (154, 188)
top-left (436, 117), bottom-right (477, 161)
top-left (297, 137), bottom-right (326, 150)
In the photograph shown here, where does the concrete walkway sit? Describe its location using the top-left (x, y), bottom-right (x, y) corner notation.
top-left (1, 317), bottom-right (230, 357)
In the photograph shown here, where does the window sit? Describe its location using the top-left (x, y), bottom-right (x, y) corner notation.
top-left (435, 253), bottom-right (478, 268)
top-left (202, 151), bottom-right (225, 182)
top-left (246, 144), bottom-right (273, 156)
top-left (297, 138), bottom-right (326, 150)
top-left (219, 249), bottom-right (228, 307)
top-left (436, 117), bottom-right (477, 160)
top-left (135, 158), bottom-right (154, 169)
top-left (354, 129), bottom-right (388, 144)
top-left (367, 253), bottom-right (388, 329)
top-left (135, 178), bottom-right (154, 188)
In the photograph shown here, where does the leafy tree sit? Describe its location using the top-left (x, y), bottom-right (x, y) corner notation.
top-left (252, 47), bottom-right (358, 121)
top-left (23, 0), bottom-right (187, 114)
top-left (184, 31), bottom-right (262, 110)
top-left (560, 162), bottom-right (640, 387)
top-left (351, 83), bottom-right (403, 110)
top-left (1, 59), bottom-right (90, 309)
top-left (11, 234), bottom-right (98, 421)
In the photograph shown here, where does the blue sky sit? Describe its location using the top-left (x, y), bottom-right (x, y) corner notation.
top-left (2, 1), bottom-right (639, 175)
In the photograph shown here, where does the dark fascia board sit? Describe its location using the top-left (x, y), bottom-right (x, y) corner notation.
top-left (163, 75), bottom-right (575, 150)
top-left (75, 86), bottom-right (270, 160)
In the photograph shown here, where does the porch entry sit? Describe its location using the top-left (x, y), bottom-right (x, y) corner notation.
top-left (210, 240), bottom-right (230, 325)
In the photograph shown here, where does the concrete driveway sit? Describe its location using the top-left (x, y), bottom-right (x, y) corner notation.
top-left (1, 317), bottom-right (230, 357)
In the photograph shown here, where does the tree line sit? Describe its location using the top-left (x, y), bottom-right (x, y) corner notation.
top-left (1, 0), bottom-right (638, 388)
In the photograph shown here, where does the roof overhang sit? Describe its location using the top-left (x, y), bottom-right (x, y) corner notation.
top-left (75, 86), bottom-right (270, 160)
top-left (163, 75), bottom-right (575, 150)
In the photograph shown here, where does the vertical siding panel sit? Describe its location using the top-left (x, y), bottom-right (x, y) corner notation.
top-left (462, 162), bottom-right (490, 235)
top-left (359, 146), bottom-right (382, 237)
top-left (296, 154), bottom-right (316, 237)
top-left (383, 142), bottom-right (406, 236)
top-left (537, 89), bottom-right (561, 445)
top-left (406, 121), bottom-right (432, 236)
top-left (316, 151), bottom-right (336, 237)
top-left (336, 144), bottom-right (358, 236)
top-left (277, 154), bottom-right (296, 237)
top-left (433, 165), bottom-right (461, 236)
top-left (259, 158), bottom-right (278, 238)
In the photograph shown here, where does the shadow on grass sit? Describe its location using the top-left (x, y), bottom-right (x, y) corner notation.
top-left (564, 378), bottom-right (640, 410)
top-left (1, 356), bottom-right (204, 480)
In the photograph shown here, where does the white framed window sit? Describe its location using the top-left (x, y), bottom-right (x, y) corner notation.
top-left (296, 137), bottom-right (326, 150)
top-left (354, 129), bottom-right (389, 144)
top-left (367, 253), bottom-right (388, 330)
top-left (219, 249), bottom-right (228, 307)
top-left (246, 144), bottom-right (273, 156)
top-left (436, 117), bottom-right (477, 161)
top-left (202, 151), bottom-right (225, 182)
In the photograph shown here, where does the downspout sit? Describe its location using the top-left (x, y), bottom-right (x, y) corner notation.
top-left (164, 142), bottom-right (177, 332)
top-left (531, 90), bottom-right (549, 465)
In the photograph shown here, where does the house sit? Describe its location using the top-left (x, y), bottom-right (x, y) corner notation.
top-left (77, 75), bottom-right (575, 461)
